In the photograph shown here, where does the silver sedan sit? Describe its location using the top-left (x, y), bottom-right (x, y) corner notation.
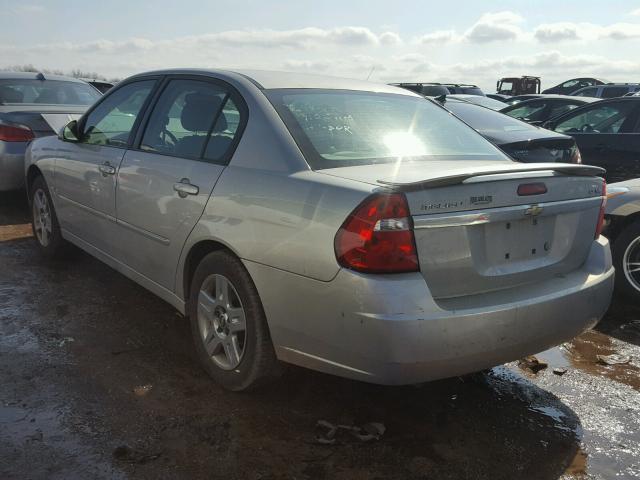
top-left (25, 69), bottom-right (614, 390)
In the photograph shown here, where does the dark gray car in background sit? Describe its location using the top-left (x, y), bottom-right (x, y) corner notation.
top-left (0, 72), bottom-right (101, 191)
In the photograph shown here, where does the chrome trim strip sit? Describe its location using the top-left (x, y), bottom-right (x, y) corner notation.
top-left (279, 347), bottom-right (375, 376)
top-left (57, 193), bottom-right (170, 245)
top-left (414, 196), bottom-right (601, 229)
top-left (116, 219), bottom-right (170, 245)
top-left (56, 193), bottom-right (116, 222)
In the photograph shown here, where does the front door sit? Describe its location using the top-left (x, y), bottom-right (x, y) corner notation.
top-left (54, 80), bottom-right (157, 254)
top-left (552, 100), bottom-right (640, 182)
top-left (114, 77), bottom-right (245, 290)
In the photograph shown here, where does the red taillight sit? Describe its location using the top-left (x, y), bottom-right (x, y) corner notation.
top-left (517, 182), bottom-right (547, 196)
top-left (0, 124), bottom-right (34, 142)
top-left (334, 192), bottom-right (419, 273)
top-left (595, 180), bottom-right (607, 239)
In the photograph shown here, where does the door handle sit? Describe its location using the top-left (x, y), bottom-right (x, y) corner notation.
top-left (173, 178), bottom-right (199, 198)
top-left (98, 162), bottom-right (116, 176)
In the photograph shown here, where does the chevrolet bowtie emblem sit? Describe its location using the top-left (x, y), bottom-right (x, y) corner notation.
top-left (524, 205), bottom-right (544, 216)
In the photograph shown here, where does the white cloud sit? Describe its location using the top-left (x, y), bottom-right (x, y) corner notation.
top-left (416, 30), bottom-right (458, 44)
top-left (600, 22), bottom-right (640, 40)
top-left (464, 11), bottom-right (524, 43)
top-left (282, 59), bottom-right (330, 72)
top-left (631, 8), bottom-right (640, 16)
top-left (534, 22), bottom-right (580, 42)
top-left (395, 53), bottom-right (428, 63)
top-left (379, 31), bottom-right (402, 45)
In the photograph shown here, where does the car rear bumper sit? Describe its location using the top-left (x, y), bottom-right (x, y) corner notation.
top-left (246, 236), bottom-right (614, 385)
top-left (0, 141), bottom-right (27, 191)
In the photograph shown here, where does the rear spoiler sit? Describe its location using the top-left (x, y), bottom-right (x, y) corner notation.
top-left (377, 164), bottom-right (605, 190)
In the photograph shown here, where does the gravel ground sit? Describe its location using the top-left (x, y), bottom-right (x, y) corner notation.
top-left (1, 190), bottom-right (639, 480)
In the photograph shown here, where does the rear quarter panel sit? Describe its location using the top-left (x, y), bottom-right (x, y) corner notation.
top-left (176, 168), bottom-right (372, 298)
top-left (24, 136), bottom-right (60, 194)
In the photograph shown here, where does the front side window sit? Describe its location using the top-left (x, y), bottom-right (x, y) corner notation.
top-left (554, 102), bottom-right (637, 134)
top-left (498, 81), bottom-right (514, 93)
top-left (81, 80), bottom-right (156, 147)
top-left (140, 79), bottom-right (243, 162)
top-left (267, 89), bottom-right (508, 169)
top-left (0, 79), bottom-right (100, 106)
top-left (574, 87), bottom-right (598, 97)
top-left (562, 80), bottom-right (579, 89)
top-left (548, 102), bottom-right (580, 119)
top-left (504, 102), bottom-right (547, 122)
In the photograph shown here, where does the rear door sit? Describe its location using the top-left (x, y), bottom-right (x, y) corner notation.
top-left (53, 79), bottom-right (157, 254)
top-left (552, 100), bottom-right (640, 182)
top-left (114, 76), bottom-right (246, 290)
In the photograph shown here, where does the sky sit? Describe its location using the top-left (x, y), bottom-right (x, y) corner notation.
top-left (2, 0), bottom-right (640, 91)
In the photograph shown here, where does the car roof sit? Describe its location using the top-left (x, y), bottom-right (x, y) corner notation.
top-left (390, 82), bottom-right (479, 87)
top-left (504, 95), bottom-right (600, 106)
top-left (131, 68), bottom-right (418, 95)
top-left (0, 71), bottom-right (87, 83)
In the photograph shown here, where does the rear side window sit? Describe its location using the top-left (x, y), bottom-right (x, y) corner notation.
top-left (447, 102), bottom-right (531, 133)
top-left (81, 80), bottom-right (155, 147)
top-left (460, 87), bottom-right (484, 96)
top-left (554, 102), bottom-right (637, 134)
top-left (602, 86), bottom-right (630, 99)
top-left (267, 89), bottom-right (508, 169)
top-left (140, 79), bottom-right (244, 163)
top-left (0, 79), bottom-right (100, 105)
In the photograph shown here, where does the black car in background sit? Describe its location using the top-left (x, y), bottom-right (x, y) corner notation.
top-left (545, 97), bottom-right (640, 183)
top-left (572, 83), bottom-right (640, 99)
top-left (503, 94), bottom-right (545, 105)
top-left (486, 93), bottom-right (510, 102)
top-left (436, 96), bottom-right (581, 164)
top-left (542, 78), bottom-right (608, 95)
top-left (500, 96), bottom-right (599, 126)
top-left (392, 82), bottom-right (485, 96)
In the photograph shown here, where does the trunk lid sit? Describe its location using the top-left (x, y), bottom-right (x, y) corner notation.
top-left (0, 105), bottom-right (86, 137)
top-left (499, 136), bottom-right (577, 163)
top-left (322, 161), bottom-right (605, 299)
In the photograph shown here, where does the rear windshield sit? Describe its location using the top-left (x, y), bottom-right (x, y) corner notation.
top-left (266, 89), bottom-right (507, 169)
top-left (459, 87), bottom-right (484, 96)
top-left (445, 101), bottom-right (532, 134)
top-left (0, 79), bottom-right (100, 105)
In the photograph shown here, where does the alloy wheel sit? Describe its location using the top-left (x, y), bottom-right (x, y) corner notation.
top-left (197, 274), bottom-right (247, 370)
top-left (623, 235), bottom-right (640, 293)
top-left (33, 189), bottom-right (52, 247)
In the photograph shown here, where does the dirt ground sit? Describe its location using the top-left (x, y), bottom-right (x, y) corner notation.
top-left (1, 190), bottom-right (639, 480)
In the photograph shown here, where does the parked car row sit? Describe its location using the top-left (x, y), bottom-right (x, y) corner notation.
top-left (393, 80), bottom-right (640, 305)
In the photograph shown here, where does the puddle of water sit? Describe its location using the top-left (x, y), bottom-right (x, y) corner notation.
top-left (564, 448), bottom-right (588, 477)
top-left (533, 330), bottom-right (640, 391)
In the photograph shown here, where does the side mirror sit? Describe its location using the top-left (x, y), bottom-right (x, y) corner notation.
top-left (60, 120), bottom-right (80, 142)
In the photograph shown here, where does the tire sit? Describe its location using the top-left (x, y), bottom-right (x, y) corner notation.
top-left (612, 221), bottom-right (640, 302)
top-left (30, 175), bottom-right (67, 258)
top-left (187, 251), bottom-right (282, 391)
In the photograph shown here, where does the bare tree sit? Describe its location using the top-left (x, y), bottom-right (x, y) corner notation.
top-left (1, 64), bottom-right (118, 82)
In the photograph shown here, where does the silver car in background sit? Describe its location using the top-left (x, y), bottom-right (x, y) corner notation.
top-left (0, 72), bottom-right (101, 191)
top-left (605, 180), bottom-right (640, 301)
top-left (25, 69), bottom-right (614, 391)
